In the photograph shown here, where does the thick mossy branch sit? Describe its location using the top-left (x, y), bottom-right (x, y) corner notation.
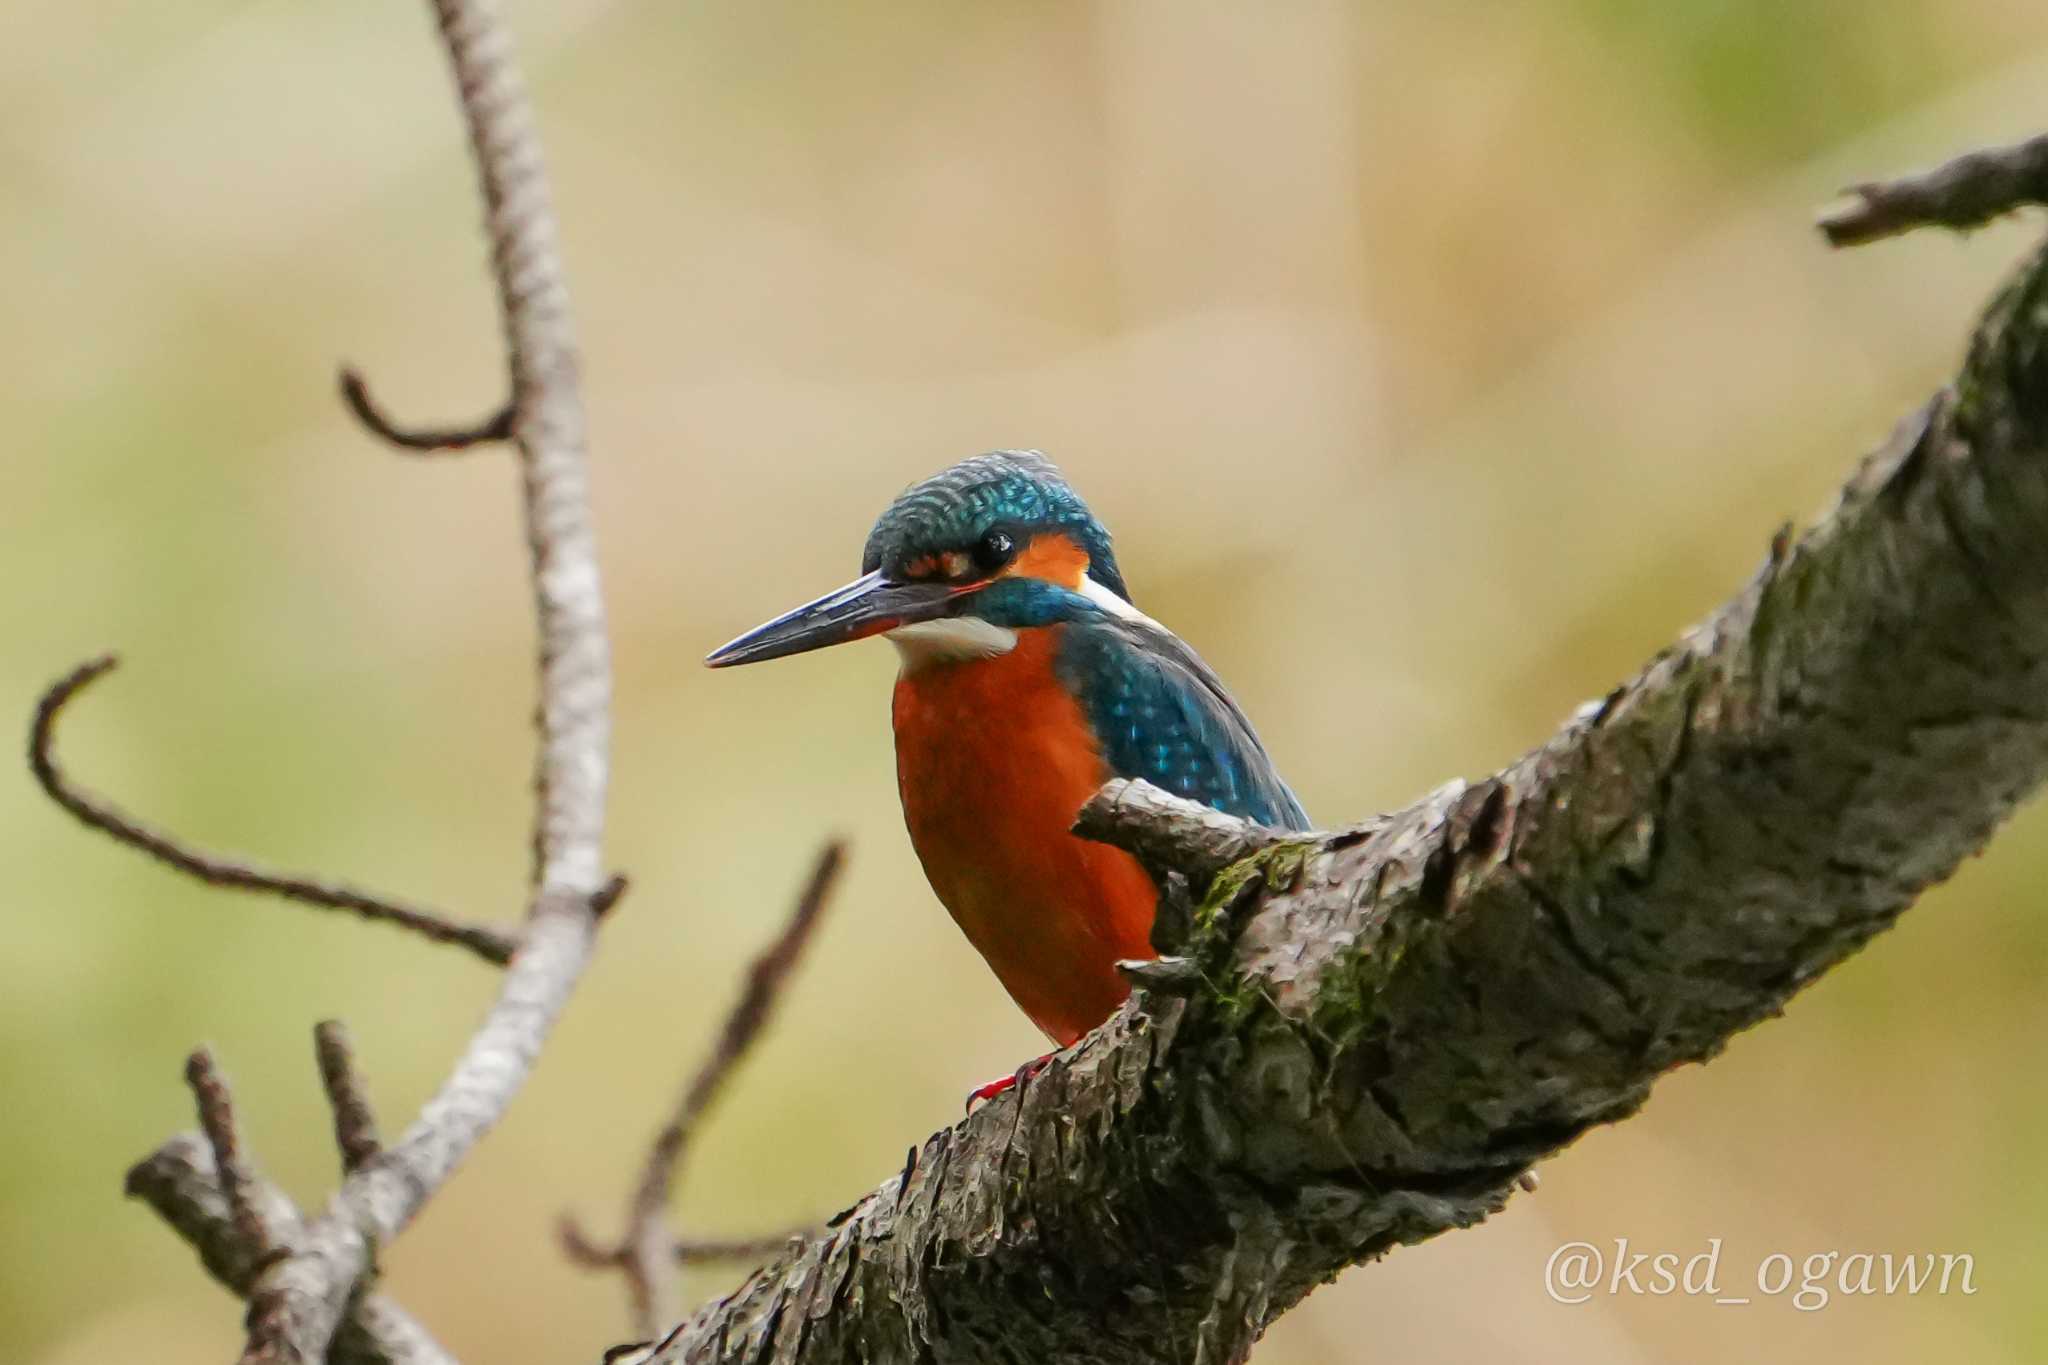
top-left (630, 231), bottom-right (2048, 1365)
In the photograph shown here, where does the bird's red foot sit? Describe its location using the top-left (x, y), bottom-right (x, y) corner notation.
top-left (965, 1053), bottom-right (1053, 1111)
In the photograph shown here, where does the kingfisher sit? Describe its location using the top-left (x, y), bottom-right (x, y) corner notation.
top-left (707, 452), bottom-right (1308, 1098)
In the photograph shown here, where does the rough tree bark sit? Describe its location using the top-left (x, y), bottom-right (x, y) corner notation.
top-left (627, 191), bottom-right (2048, 1361)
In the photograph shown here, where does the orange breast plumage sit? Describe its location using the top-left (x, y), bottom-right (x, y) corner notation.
top-left (891, 625), bottom-right (1158, 1046)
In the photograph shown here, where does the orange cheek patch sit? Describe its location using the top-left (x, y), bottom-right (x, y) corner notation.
top-left (904, 551), bottom-right (972, 581)
top-left (1002, 532), bottom-right (1089, 589)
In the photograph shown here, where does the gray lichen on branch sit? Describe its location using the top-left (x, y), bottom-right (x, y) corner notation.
top-left (632, 167), bottom-right (2048, 1364)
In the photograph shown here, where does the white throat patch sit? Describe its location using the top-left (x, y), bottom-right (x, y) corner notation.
top-left (886, 574), bottom-right (1148, 672)
top-left (887, 616), bottom-right (1019, 672)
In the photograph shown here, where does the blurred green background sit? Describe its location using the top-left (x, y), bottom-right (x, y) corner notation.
top-left (7, 2), bottom-right (2048, 1361)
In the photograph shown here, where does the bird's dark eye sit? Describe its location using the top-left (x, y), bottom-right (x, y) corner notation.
top-left (972, 528), bottom-right (1017, 574)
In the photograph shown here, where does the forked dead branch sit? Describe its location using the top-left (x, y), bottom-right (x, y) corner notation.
top-left (33, 0), bottom-right (624, 1359)
top-left (28, 0), bottom-right (844, 1357)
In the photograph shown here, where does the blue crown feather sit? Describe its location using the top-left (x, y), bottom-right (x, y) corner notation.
top-left (862, 451), bottom-right (1131, 602)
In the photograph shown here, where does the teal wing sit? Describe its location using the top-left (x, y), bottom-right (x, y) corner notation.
top-left (1055, 614), bottom-right (1310, 831)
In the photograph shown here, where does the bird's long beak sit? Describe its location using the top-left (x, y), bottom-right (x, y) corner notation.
top-left (705, 570), bottom-right (975, 668)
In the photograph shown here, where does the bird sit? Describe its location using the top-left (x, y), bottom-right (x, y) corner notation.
top-left (706, 452), bottom-right (1309, 1099)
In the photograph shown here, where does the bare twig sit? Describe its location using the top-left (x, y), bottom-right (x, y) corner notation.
top-left (29, 654), bottom-right (521, 966)
top-left (338, 366), bottom-right (514, 452)
top-left (554, 1216), bottom-right (815, 1269)
top-left (672, 1230), bottom-right (812, 1266)
top-left (1818, 130), bottom-right (2048, 246)
top-left (127, 1135), bottom-right (454, 1365)
top-left (183, 1048), bottom-right (271, 1259)
top-left (314, 1022), bottom-right (384, 1174)
top-left (1073, 777), bottom-right (1298, 886)
top-left (1114, 954), bottom-right (1203, 995)
top-left (591, 871), bottom-right (632, 917)
top-left (562, 844), bottom-right (844, 1337)
top-left (646, 844), bottom-right (842, 1194)
top-left (224, 0), bottom-right (617, 1358)
top-left (554, 1214), bottom-right (615, 1268)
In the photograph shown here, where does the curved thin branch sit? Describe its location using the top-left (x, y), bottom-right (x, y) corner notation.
top-left (29, 654), bottom-right (520, 965)
top-left (338, 366), bottom-right (514, 453)
top-left (565, 843), bottom-right (844, 1337)
top-left (634, 147), bottom-right (2048, 1365)
top-left (1818, 129), bottom-right (2048, 246)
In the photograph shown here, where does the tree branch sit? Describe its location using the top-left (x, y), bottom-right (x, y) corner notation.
top-left (673, 1231), bottom-right (814, 1266)
top-left (313, 1021), bottom-right (385, 1175)
top-left (28, 653), bottom-right (520, 966)
top-left (563, 844), bottom-right (845, 1338)
top-left (22, 1), bottom-right (621, 1359)
top-left (1818, 130), bottom-right (2048, 246)
top-left (182, 1048), bottom-right (272, 1260)
top-left (624, 149), bottom-right (2048, 1365)
top-left (224, 0), bottom-right (617, 1358)
top-left (126, 1135), bottom-right (455, 1365)
top-left (338, 366), bottom-right (514, 453)
top-left (1072, 778), bottom-right (1304, 886)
